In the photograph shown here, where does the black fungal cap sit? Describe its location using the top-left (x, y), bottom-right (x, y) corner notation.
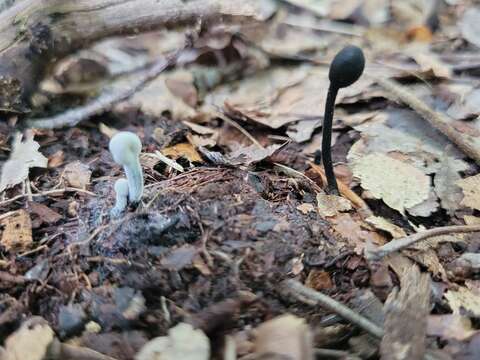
top-left (328, 45), bottom-right (365, 89)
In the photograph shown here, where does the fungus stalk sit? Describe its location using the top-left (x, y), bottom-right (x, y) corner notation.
top-left (111, 178), bottom-right (129, 218)
top-left (322, 45), bottom-right (365, 195)
top-left (109, 131), bottom-right (144, 205)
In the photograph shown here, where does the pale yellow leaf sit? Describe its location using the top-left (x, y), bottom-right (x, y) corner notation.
top-left (0, 133), bottom-right (48, 192)
top-left (353, 153), bottom-right (430, 214)
top-left (135, 323), bottom-right (209, 360)
top-left (457, 174), bottom-right (480, 211)
top-left (445, 287), bottom-right (480, 317)
top-left (365, 216), bottom-right (407, 238)
top-left (317, 194), bottom-right (352, 217)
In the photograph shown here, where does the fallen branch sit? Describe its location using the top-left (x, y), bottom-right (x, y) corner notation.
top-left (375, 77), bottom-right (480, 166)
top-left (381, 266), bottom-right (430, 360)
top-left (26, 50), bottom-right (180, 129)
top-left (283, 279), bottom-right (384, 338)
top-left (0, 187), bottom-right (95, 207)
top-left (0, 0), bottom-right (256, 112)
top-left (284, 279), bottom-right (442, 360)
top-left (365, 224), bottom-right (480, 261)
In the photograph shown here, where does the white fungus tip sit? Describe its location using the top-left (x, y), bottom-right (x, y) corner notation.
top-left (109, 131), bottom-right (142, 166)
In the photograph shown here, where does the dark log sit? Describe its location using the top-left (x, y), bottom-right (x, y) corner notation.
top-left (0, 0), bottom-right (255, 112)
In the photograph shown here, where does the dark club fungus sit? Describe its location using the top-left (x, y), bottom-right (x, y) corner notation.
top-left (322, 45), bottom-right (365, 195)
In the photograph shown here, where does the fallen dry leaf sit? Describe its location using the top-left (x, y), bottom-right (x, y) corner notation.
top-left (460, 7), bottom-right (480, 48)
top-left (161, 245), bottom-right (197, 271)
top-left (29, 202), bottom-right (62, 224)
top-left (446, 87), bottom-right (480, 121)
top-left (3, 318), bottom-right (54, 360)
top-left (126, 69), bottom-right (198, 120)
top-left (162, 143), bottom-right (202, 163)
top-left (99, 122), bottom-right (118, 138)
top-left (296, 203), bottom-right (315, 214)
top-left (228, 144), bottom-right (282, 166)
top-left (0, 133), bottom-right (48, 193)
top-left (47, 150), bottom-right (65, 168)
top-left (283, 0), bottom-right (330, 17)
top-left (305, 270), bottom-right (333, 291)
top-left (457, 174), bottom-right (480, 211)
top-left (331, 213), bottom-right (386, 254)
top-left (1, 210), bottom-right (33, 252)
top-left (405, 249), bottom-right (448, 282)
top-left (254, 314), bottom-right (314, 360)
top-left (62, 161), bottom-right (92, 189)
top-left (353, 153), bottom-right (430, 215)
top-left (452, 253), bottom-right (480, 275)
top-left (316, 194), bottom-right (352, 217)
top-left (365, 216), bottom-right (407, 238)
top-left (135, 323), bottom-right (210, 360)
top-left (428, 315), bottom-right (478, 341)
top-left (445, 287), bottom-right (480, 318)
top-left (434, 152), bottom-right (469, 215)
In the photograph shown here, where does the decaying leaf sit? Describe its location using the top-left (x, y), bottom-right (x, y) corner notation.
top-left (460, 7), bottom-right (480, 48)
top-left (29, 202), bottom-right (62, 225)
top-left (135, 323), bottom-right (210, 360)
top-left (296, 203), bottom-right (315, 214)
top-left (365, 216), bottom-right (406, 238)
top-left (404, 249), bottom-right (448, 281)
top-left (3, 318), bottom-right (54, 360)
top-left (316, 194), bottom-right (352, 217)
top-left (446, 87), bottom-right (480, 120)
top-left (434, 152), bottom-right (469, 215)
top-left (228, 144), bottom-right (282, 165)
top-left (406, 189), bottom-right (439, 218)
top-left (0, 133), bottom-right (48, 193)
top-left (452, 253), bottom-right (480, 274)
top-left (445, 287), bottom-right (480, 318)
top-left (282, 0), bottom-right (330, 17)
top-left (381, 265), bottom-right (430, 360)
top-left (62, 161), bottom-right (92, 189)
top-left (254, 314), bottom-right (314, 360)
top-left (125, 69), bottom-right (198, 120)
top-left (331, 213), bottom-right (386, 254)
top-left (305, 270), bottom-right (333, 291)
top-left (162, 143), bottom-right (203, 163)
top-left (427, 315), bottom-right (478, 341)
top-left (1, 210), bottom-right (33, 252)
top-left (457, 174), bottom-right (480, 211)
top-left (353, 153), bottom-right (430, 214)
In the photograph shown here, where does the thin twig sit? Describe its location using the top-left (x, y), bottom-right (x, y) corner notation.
top-left (374, 77), bottom-right (480, 165)
top-left (216, 111), bottom-right (264, 149)
top-left (365, 224), bottom-right (480, 261)
top-left (283, 18), bottom-right (365, 37)
top-left (283, 279), bottom-right (384, 338)
top-left (314, 348), bottom-right (359, 359)
top-left (284, 280), bottom-right (441, 360)
top-left (0, 187), bottom-right (95, 207)
top-left (26, 50), bottom-right (182, 129)
top-left (67, 225), bottom-right (107, 251)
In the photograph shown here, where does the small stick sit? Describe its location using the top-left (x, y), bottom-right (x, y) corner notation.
top-left (216, 111), bottom-right (264, 149)
top-left (283, 279), bottom-right (384, 338)
top-left (375, 77), bottom-right (480, 165)
top-left (26, 51), bottom-right (181, 129)
top-left (365, 224), bottom-right (480, 261)
top-left (284, 280), bottom-right (442, 360)
top-left (0, 187), bottom-right (95, 207)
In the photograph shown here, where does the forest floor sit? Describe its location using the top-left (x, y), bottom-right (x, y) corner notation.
top-left (1, 1), bottom-right (480, 360)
